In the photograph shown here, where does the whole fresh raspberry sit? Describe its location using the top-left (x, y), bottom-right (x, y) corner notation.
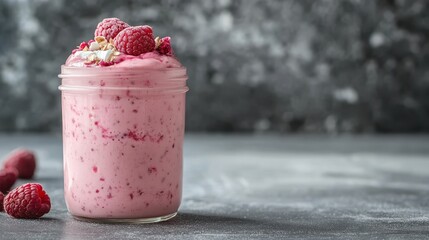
top-left (0, 192), bottom-right (4, 211)
top-left (157, 36), bottom-right (174, 56)
top-left (140, 25), bottom-right (153, 35)
top-left (3, 149), bottom-right (36, 179)
top-left (94, 18), bottom-right (130, 41)
top-left (4, 183), bottom-right (51, 219)
top-left (114, 26), bottom-right (155, 56)
top-left (0, 168), bottom-right (18, 193)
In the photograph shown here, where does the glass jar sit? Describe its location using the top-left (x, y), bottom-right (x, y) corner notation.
top-left (58, 65), bottom-right (188, 223)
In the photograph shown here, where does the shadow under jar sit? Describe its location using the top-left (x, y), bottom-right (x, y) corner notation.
top-left (58, 65), bottom-right (188, 223)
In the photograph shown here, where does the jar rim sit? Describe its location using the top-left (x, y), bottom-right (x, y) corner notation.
top-left (58, 65), bottom-right (187, 80)
top-left (58, 85), bottom-right (189, 94)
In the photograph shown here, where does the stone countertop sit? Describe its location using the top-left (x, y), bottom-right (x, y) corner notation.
top-left (0, 134), bottom-right (428, 239)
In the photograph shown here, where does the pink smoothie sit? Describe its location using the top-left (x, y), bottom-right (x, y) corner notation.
top-left (60, 52), bottom-right (188, 219)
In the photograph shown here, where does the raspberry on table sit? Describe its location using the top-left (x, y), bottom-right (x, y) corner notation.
top-left (114, 26), bottom-right (155, 56)
top-left (94, 18), bottom-right (130, 41)
top-left (157, 36), bottom-right (174, 56)
top-left (0, 192), bottom-right (4, 211)
top-left (0, 168), bottom-right (18, 193)
top-left (3, 148), bottom-right (36, 179)
top-left (4, 183), bottom-right (51, 219)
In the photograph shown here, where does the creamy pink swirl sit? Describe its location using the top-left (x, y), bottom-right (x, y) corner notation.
top-left (65, 51), bottom-right (183, 69)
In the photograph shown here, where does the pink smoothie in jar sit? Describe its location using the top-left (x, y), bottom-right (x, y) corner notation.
top-left (58, 19), bottom-right (188, 223)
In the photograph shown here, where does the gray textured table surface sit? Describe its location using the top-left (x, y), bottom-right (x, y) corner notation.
top-left (0, 134), bottom-right (428, 240)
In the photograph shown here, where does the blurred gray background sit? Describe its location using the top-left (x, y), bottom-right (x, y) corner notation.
top-left (0, 0), bottom-right (428, 133)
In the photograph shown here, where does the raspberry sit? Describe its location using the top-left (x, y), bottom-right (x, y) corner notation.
top-left (0, 192), bottom-right (4, 211)
top-left (114, 26), bottom-right (155, 56)
top-left (140, 25), bottom-right (153, 35)
top-left (3, 149), bottom-right (36, 179)
top-left (94, 18), bottom-right (130, 41)
top-left (4, 183), bottom-right (51, 219)
top-left (78, 41), bottom-right (88, 50)
top-left (99, 60), bottom-right (114, 67)
top-left (0, 168), bottom-right (18, 193)
top-left (157, 36), bottom-right (174, 56)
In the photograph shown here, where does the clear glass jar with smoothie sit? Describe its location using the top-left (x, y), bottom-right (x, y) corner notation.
top-left (58, 18), bottom-right (188, 223)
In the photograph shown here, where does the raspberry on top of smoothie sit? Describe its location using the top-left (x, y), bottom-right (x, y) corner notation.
top-left (67, 18), bottom-right (174, 67)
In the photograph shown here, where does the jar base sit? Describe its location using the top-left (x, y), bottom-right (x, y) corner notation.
top-left (71, 212), bottom-right (177, 224)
